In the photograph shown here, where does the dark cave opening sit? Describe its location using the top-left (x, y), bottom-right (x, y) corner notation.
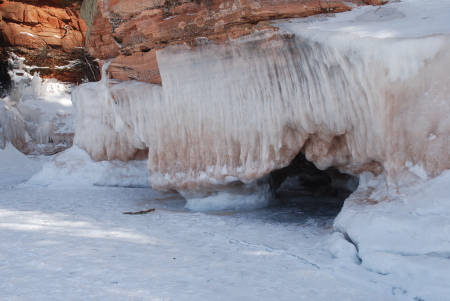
top-left (271, 152), bottom-right (359, 199)
top-left (262, 152), bottom-right (359, 226)
top-left (0, 49), bottom-right (11, 98)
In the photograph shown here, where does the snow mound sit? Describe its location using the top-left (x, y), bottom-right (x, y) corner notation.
top-left (0, 142), bottom-right (31, 168)
top-left (329, 232), bottom-right (360, 265)
top-left (27, 146), bottom-right (150, 188)
top-left (289, 0), bottom-right (450, 38)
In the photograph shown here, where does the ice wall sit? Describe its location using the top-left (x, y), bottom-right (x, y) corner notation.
top-left (73, 1), bottom-right (450, 204)
top-left (159, 29), bottom-right (450, 185)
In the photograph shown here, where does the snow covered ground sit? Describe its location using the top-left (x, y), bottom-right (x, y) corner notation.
top-left (0, 144), bottom-right (418, 301)
top-left (1, 0), bottom-right (450, 300)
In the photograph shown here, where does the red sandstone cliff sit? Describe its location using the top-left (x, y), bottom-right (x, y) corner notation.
top-left (0, 0), bottom-right (98, 83)
top-left (85, 0), bottom-right (382, 84)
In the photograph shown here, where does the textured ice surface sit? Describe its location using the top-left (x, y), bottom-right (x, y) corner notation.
top-left (17, 78), bottom-right (75, 151)
top-left (0, 158), bottom-right (391, 301)
top-left (72, 62), bottom-right (150, 161)
top-left (184, 176), bottom-right (274, 211)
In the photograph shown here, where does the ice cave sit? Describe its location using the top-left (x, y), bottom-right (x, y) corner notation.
top-left (1, 0), bottom-right (450, 299)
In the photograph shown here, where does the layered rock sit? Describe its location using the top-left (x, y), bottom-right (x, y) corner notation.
top-left (0, 0), bottom-right (86, 50)
top-left (0, 0), bottom-right (98, 83)
top-left (84, 0), bottom-right (378, 84)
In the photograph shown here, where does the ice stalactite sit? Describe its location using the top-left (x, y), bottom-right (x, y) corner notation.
top-left (72, 61), bottom-right (149, 161)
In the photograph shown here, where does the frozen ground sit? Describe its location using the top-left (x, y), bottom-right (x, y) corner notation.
top-left (0, 145), bottom-right (409, 301)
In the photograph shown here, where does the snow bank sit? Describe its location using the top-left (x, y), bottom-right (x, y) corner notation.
top-left (333, 171), bottom-right (450, 300)
top-left (27, 146), bottom-right (150, 188)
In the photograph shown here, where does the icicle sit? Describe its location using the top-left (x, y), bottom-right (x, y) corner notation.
top-left (31, 72), bottom-right (42, 99)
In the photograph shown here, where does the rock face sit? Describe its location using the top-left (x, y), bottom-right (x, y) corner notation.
top-left (84, 0), bottom-right (374, 84)
top-left (0, 0), bottom-right (98, 84)
top-left (0, 0), bottom-right (86, 50)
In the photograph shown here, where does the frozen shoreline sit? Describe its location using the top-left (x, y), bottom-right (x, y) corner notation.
top-left (0, 147), bottom-right (388, 301)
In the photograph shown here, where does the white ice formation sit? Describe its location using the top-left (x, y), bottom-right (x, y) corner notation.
top-left (0, 97), bottom-right (27, 151)
top-left (73, 0), bottom-right (450, 210)
top-left (1, 54), bottom-right (76, 155)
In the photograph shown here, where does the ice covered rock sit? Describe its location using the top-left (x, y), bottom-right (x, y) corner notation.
top-left (17, 78), bottom-right (75, 155)
top-left (72, 61), bottom-right (149, 162)
top-left (73, 0), bottom-right (450, 211)
top-left (329, 232), bottom-right (360, 264)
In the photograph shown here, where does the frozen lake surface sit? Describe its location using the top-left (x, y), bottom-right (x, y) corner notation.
top-left (0, 156), bottom-right (398, 301)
